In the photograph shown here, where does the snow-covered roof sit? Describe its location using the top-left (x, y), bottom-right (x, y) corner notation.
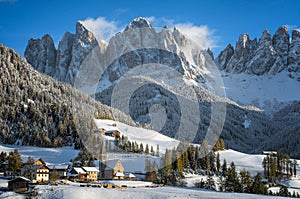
top-left (82, 167), bottom-right (99, 172)
top-left (115, 172), bottom-right (124, 177)
top-left (72, 167), bottom-right (86, 174)
top-left (127, 173), bottom-right (135, 178)
top-left (47, 164), bottom-right (69, 170)
top-left (9, 176), bottom-right (31, 182)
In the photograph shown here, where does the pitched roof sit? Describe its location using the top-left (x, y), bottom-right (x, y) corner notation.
top-left (47, 164), bottom-right (69, 170)
top-left (127, 173), bottom-right (135, 178)
top-left (82, 167), bottom-right (99, 172)
top-left (34, 158), bottom-right (46, 165)
top-left (9, 176), bottom-right (31, 182)
top-left (72, 167), bottom-right (86, 174)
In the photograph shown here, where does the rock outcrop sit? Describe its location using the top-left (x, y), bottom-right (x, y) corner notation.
top-left (216, 26), bottom-right (300, 78)
top-left (25, 22), bottom-right (99, 85)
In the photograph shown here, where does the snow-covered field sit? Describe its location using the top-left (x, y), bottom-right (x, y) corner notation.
top-left (1, 178), bottom-right (297, 199)
top-left (95, 119), bottom-right (180, 154)
top-left (218, 149), bottom-right (265, 176)
top-left (37, 184), bottom-right (294, 199)
top-left (0, 144), bottom-right (79, 164)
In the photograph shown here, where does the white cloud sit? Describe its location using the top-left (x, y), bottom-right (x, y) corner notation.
top-left (175, 23), bottom-right (217, 49)
top-left (80, 17), bottom-right (122, 42)
top-left (142, 17), bottom-right (218, 49)
top-left (144, 16), bottom-right (156, 23)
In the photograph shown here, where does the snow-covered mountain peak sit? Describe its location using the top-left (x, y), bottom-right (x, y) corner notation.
top-left (272, 26), bottom-right (289, 56)
top-left (75, 21), bottom-right (96, 43)
top-left (292, 29), bottom-right (300, 41)
top-left (124, 17), bottom-right (154, 31)
top-left (259, 30), bottom-right (272, 44)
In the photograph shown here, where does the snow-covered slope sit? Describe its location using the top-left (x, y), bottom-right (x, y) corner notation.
top-left (218, 149), bottom-right (265, 176)
top-left (0, 144), bottom-right (78, 164)
top-left (95, 119), bottom-right (180, 154)
top-left (221, 71), bottom-right (300, 113)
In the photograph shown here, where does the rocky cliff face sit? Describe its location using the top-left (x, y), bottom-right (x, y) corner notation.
top-left (288, 30), bottom-right (300, 80)
top-left (25, 18), bottom-right (214, 87)
top-left (25, 22), bottom-right (100, 85)
top-left (216, 26), bottom-right (300, 79)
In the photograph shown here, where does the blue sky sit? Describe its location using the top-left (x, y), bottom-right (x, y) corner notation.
top-left (0, 0), bottom-right (300, 56)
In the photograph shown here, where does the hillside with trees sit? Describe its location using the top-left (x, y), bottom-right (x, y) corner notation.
top-left (0, 44), bottom-right (134, 148)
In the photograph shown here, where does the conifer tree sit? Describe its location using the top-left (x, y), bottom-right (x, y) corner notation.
top-left (8, 149), bottom-right (23, 176)
top-left (176, 152), bottom-right (183, 173)
top-left (194, 146), bottom-right (199, 170)
top-left (205, 154), bottom-right (211, 171)
top-left (240, 170), bottom-right (252, 193)
top-left (251, 173), bottom-right (266, 194)
top-left (222, 159), bottom-right (227, 175)
top-left (145, 144), bottom-right (149, 155)
top-left (150, 145), bottom-right (154, 156)
top-left (216, 153), bottom-right (221, 173)
top-left (262, 157), bottom-right (267, 179)
top-left (165, 149), bottom-right (172, 175)
top-left (225, 162), bottom-right (241, 192)
top-left (139, 143), bottom-right (144, 153)
top-left (293, 160), bottom-right (297, 177)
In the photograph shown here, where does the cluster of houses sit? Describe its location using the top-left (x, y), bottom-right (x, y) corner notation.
top-left (6, 157), bottom-right (138, 193)
top-left (6, 127), bottom-right (149, 193)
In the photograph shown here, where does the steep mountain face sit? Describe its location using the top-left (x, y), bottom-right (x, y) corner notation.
top-left (0, 44), bottom-right (133, 148)
top-left (25, 22), bottom-right (102, 85)
top-left (216, 26), bottom-right (300, 78)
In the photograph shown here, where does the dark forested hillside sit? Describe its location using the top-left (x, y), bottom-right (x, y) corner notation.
top-left (0, 44), bottom-right (133, 148)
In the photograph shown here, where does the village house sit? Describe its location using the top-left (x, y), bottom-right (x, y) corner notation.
top-left (69, 167), bottom-right (86, 182)
top-left (48, 164), bottom-right (69, 179)
top-left (33, 164), bottom-right (49, 183)
top-left (125, 173), bottom-right (136, 180)
top-left (262, 151), bottom-right (278, 156)
top-left (103, 159), bottom-right (125, 180)
top-left (8, 177), bottom-right (30, 193)
top-left (104, 130), bottom-right (121, 137)
top-left (94, 128), bottom-right (106, 134)
top-left (82, 167), bottom-right (99, 182)
top-left (21, 157), bottom-right (49, 183)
